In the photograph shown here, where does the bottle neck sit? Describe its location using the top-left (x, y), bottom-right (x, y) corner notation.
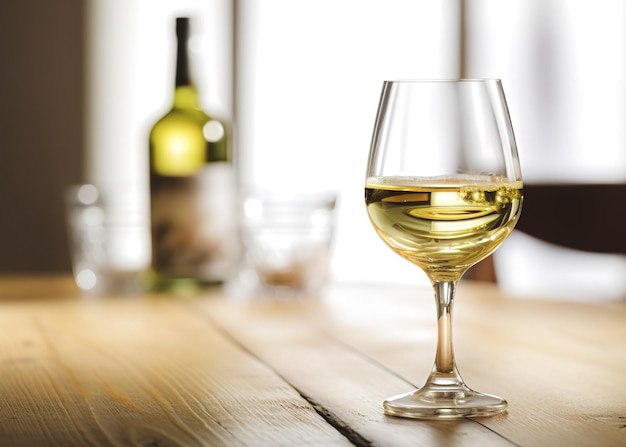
top-left (173, 18), bottom-right (201, 110)
top-left (175, 17), bottom-right (192, 88)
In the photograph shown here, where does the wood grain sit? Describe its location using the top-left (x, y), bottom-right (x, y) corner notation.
top-left (320, 282), bottom-right (626, 447)
top-left (199, 292), bottom-right (513, 446)
top-left (1, 276), bottom-right (625, 446)
top-left (0, 290), bottom-right (351, 446)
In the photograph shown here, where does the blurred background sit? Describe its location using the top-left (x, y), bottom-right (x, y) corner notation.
top-left (2, 0), bottom-right (626, 300)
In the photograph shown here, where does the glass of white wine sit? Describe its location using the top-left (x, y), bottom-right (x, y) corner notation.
top-left (365, 79), bottom-right (523, 419)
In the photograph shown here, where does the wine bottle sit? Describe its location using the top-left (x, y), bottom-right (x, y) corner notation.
top-left (149, 17), bottom-right (237, 291)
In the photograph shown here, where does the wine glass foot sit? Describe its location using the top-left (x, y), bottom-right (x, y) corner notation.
top-left (383, 386), bottom-right (507, 419)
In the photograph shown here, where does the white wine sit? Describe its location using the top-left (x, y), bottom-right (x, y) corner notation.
top-left (149, 17), bottom-right (237, 290)
top-left (365, 176), bottom-right (523, 281)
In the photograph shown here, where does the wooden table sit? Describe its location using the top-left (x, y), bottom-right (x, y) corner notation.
top-left (0, 275), bottom-right (625, 446)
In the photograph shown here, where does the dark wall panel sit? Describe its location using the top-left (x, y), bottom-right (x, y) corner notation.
top-left (0, 0), bottom-right (84, 272)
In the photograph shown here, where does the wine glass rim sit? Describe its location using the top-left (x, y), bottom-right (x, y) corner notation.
top-left (383, 78), bottom-right (501, 83)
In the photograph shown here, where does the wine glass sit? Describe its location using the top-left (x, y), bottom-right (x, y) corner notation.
top-left (365, 79), bottom-right (523, 419)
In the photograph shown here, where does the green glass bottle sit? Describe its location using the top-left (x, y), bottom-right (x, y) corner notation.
top-left (149, 17), bottom-right (237, 291)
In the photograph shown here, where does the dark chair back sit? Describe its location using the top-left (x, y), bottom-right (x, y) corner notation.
top-left (465, 183), bottom-right (626, 282)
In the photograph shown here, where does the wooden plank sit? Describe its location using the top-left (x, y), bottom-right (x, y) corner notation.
top-left (0, 295), bottom-right (352, 446)
top-left (318, 282), bottom-right (626, 447)
top-left (457, 283), bottom-right (626, 447)
top-left (2, 275), bottom-right (625, 447)
top-left (0, 274), bottom-right (79, 300)
top-left (199, 294), bottom-right (514, 447)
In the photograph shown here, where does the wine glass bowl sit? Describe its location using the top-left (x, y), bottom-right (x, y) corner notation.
top-left (365, 79), bottom-right (523, 419)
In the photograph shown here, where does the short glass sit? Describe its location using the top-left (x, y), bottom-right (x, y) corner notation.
top-left (240, 190), bottom-right (338, 298)
top-left (65, 184), bottom-right (150, 295)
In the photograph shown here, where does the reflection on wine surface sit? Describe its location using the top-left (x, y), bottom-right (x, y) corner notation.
top-left (366, 176), bottom-right (523, 282)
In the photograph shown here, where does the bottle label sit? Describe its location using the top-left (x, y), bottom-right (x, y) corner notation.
top-left (150, 162), bottom-right (239, 282)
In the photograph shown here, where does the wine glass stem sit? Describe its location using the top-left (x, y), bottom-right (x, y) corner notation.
top-left (427, 280), bottom-right (464, 387)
